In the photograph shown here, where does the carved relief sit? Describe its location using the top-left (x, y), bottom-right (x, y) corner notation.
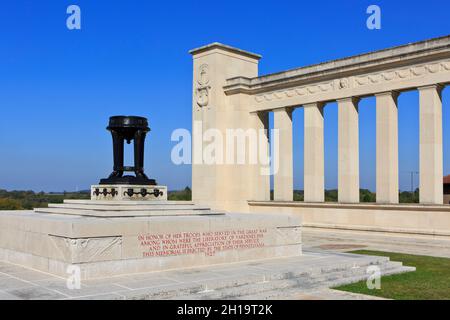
top-left (295, 88), bottom-right (307, 95)
top-left (381, 72), bottom-right (395, 81)
top-left (50, 235), bottom-right (122, 263)
top-left (337, 78), bottom-right (349, 89)
top-left (253, 60), bottom-right (450, 104)
top-left (355, 77), bottom-right (368, 85)
top-left (195, 64), bottom-right (211, 109)
top-left (274, 91), bottom-right (284, 99)
top-left (426, 64), bottom-right (439, 73)
top-left (255, 95), bottom-right (264, 102)
top-left (368, 74), bottom-right (380, 83)
top-left (307, 86), bottom-right (318, 94)
top-left (319, 83), bottom-right (333, 91)
top-left (285, 90), bottom-right (295, 97)
top-left (396, 69), bottom-right (410, 78)
top-left (411, 66), bottom-right (426, 76)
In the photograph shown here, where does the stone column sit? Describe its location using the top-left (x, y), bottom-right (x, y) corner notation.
top-left (375, 92), bottom-right (399, 204)
top-left (338, 97), bottom-right (360, 203)
top-left (304, 103), bottom-right (324, 202)
top-left (250, 111), bottom-right (270, 201)
top-left (419, 85), bottom-right (443, 204)
top-left (273, 107), bottom-right (293, 201)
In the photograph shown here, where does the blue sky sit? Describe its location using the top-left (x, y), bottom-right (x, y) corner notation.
top-left (0, 0), bottom-right (449, 192)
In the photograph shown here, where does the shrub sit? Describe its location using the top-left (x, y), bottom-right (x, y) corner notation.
top-left (0, 198), bottom-right (24, 210)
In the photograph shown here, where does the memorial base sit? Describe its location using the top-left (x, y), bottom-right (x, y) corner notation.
top-left (0, 200), bottom-right (301, 280)
top-left (91, 184), bottom-right (168, 201)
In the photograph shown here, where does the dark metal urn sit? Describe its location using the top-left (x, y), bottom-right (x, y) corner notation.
top-left (99, 116), bottom-right (156, 185)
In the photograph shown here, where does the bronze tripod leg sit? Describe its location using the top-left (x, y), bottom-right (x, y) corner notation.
top-left (133, 130), bottom-right (149, 179)
top-left (109, 130), bottom-right (124, 178)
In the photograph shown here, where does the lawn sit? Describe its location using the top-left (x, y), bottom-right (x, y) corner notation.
top-left (333, 250), bottom-right (450, 300)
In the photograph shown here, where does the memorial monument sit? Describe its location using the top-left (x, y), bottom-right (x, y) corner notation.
top-left (0, 116), bottom-right (302, 280)
top-left (92, 116), bottom-right (167, 201)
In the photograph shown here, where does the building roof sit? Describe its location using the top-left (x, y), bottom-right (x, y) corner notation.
top-left (444, 175), bottom-right (450, 184)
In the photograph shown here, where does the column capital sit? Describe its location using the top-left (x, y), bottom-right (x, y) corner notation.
top-left (417, 84), bottom-right (444, 92)
top-left (303, 101), bottom-right (325, 109)
top-left (336, 96), bottom-right (360, 104)
top-left (374, 91), bottom-right (400, 99)
top-left (272, 106), bottom-right (293, 116)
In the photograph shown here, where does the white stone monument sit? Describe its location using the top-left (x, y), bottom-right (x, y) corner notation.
top-left (0, 115), bottom-right (302, 280)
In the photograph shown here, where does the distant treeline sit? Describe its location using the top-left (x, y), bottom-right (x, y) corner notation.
top-left (0, 189), bottom-right (90, 210)
top-left (0, 186), bottom-right (420, 210)
top-left (288, 188), bottom-right (419, 203)
top-left (168, 187), bottom-right (192, 201)
top-left (0, 187), bottom-right (193, 210)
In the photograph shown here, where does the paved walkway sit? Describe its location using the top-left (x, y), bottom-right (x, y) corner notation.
top-left (0, 249), bottom-right (409, 300)
top-left (303, 227), bottom-right (450, 258)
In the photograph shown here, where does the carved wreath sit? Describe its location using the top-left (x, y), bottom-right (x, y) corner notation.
top-left (196, 64), bottom-right (211, 108)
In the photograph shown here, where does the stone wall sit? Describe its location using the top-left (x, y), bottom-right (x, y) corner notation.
top-left (249, 201), bottom-right (450, 238)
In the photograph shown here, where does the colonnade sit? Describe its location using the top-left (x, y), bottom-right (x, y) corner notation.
top-left (190, 36), bottom-right (450, 211)
top-left (271, 85), bottom-right (444, 204)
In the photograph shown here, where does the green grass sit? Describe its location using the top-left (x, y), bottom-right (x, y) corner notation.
top-left (333, 250), bottom-right (450, 300)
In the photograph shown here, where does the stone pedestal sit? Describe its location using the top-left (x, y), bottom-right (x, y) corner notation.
top-left (0, 200), bottom-right (301, 280)
top-left (91, 184), bottom-right (168, 201)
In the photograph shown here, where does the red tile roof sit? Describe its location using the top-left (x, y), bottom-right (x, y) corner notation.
top-left (444, 175), bottom-right (450, 184)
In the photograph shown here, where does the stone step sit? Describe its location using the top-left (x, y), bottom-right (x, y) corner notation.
top-left (63, 200), bottom-right (195, 205)
top-left (177, 262), bottom-right (413, 300)
top-left (185, 261), bottom-right (405, 300)
top-left (120, 255), bottom-right (413, 300)
top-left (33, 207), bottom-right (222, 217)
top-left (304, 262), bottom-right (406, 287)
top-left (214, 255), bottom-right (391, 284)
top-left (236, 265), bottom-right (414, 300)
top-left (257, 256), bottom-right (390, 280)
top-left (48, 203), bottom-right (211, 211)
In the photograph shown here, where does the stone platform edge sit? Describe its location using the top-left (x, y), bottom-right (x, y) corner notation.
top-left (0, 211), bottom-right (302, 279)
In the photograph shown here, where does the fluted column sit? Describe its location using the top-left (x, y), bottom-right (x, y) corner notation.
top-left (419, 85), bottom-right (443, 204)
top-left (376, 92), bottom-right (399, 203)
top-left (304, 102), bottom-right (324, 202)
top-left (273, 107), bottom-right (293, 201)
top-left (338, 97), bottom-right (360, 203)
